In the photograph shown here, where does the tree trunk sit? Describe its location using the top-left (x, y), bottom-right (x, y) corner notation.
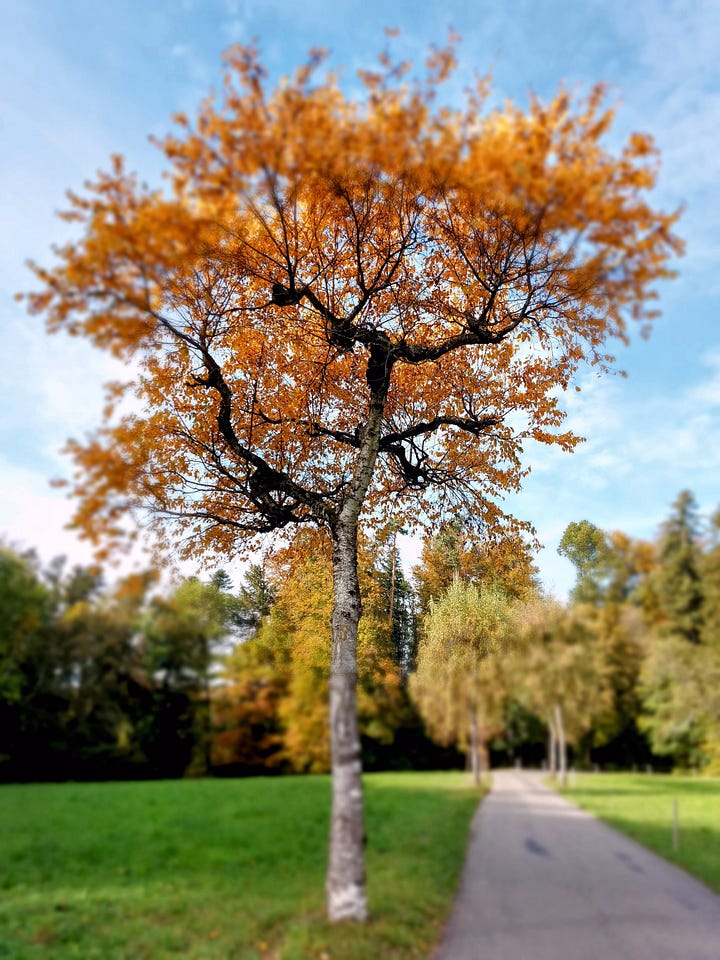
top-left (554, 701), bottom-right (567, 788)
top-left (326, 364), bottom-right (387, 923)
top-left (469, 708), bottom-right (480, 785)
top-left (327, 521), bottom-right (368, 922)
top-left (469, 657), bottom-right (480, 785)
top-left (479, 729), bottom-right (489, 778)
top-left (548, 717), bottom-right (557, 776)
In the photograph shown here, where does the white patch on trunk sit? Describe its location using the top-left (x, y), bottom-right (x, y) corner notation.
top-left (328, 882), bottom-right (368, 923)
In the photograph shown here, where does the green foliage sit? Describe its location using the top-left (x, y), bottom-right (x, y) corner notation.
top-left (235, 562), bottom-right (277, 636)
top-left (552, 493), bottom-right (720, 772)
top-left (411, 580), bottom-right (512, 770)
top-left (422, 578), bottom-right (510, 663)
top-left (511, 598), bottom-right (610, 747)
top-left (375, 533), bottom-right (417, 673)
top-left (0, 550), bottom-right (242, 780)
top-left (0, 545), bottom-right (51, 706)
top-left (558, 522), bottom-right (654, 608)
top-left (639, 491), bottom-right (718, 765)
top-left (5, 484), bottom-right (720, 781)
top-left (653, 490), bottom-right (704, 643)
top-left (558, 519), bottom-right (611, 605)
top-left (0, 772), bottom-right (482, 959)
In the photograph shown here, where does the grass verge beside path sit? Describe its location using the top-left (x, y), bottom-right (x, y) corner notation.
top-left (0, 771), bottom-right (481, 960)
top-left (561, 773), bottom-right (720, 893)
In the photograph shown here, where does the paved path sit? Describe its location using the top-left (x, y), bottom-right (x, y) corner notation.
top-left (436, 769), bottom-right (720, 960)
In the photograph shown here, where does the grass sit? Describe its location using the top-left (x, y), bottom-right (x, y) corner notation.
top-left (0, 771), bottom-right (481, 960)
top-left (561, 772), bottom-right (720, 893)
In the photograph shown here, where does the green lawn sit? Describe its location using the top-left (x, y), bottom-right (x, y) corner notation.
top-left (561, 772), bottom-right (720, 893)
top-left (0, 771), bottom-right (480, 960)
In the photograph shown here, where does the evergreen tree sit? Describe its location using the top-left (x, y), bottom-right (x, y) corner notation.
top-left (654, 490), bottom-right (704, 643)
top-left (639, 491), bottom-right (708, 766)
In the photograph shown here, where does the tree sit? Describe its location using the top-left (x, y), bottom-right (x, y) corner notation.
top-left (411, 579), bottom-right (511, 782)
top-left (558, 520), bottom-right (611, 605)
top-left (512, 598), bottom-right (609, 784)
top-left (414, 518), bottom-right (538, 615)
top-left (0, 546), bottom-right (51, 708)
top-left (639, 491), bottom-right (709, 764)
top-left (653, 490), bottom-right (704, 643)
top-left (558, 521), bottom-right (654, 764)
top-left (0, 546), bottom-right (54, 775)
top-left (143, 576), bottom-right (236, 774)
top-left (234, 563), bottom-right (277, 637)
top-left (26, 38), bottom-right (680, 920)
top-left (376, 523), bottom-right (417, 673)
top-left (213, 532), bottom-right (410, 774)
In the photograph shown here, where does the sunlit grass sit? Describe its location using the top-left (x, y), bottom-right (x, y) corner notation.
top-left (0, 771), bottom-right (481, 959)
top-left (561, 772), bottom-right (720, 893)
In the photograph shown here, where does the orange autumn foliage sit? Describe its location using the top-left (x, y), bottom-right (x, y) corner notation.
top-left (24, 38), bottom-right (680, 561)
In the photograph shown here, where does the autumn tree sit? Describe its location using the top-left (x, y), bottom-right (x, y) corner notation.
top-left (414, 517), bottom-right (538, 615)
top-left (512, 598), bottom-right (610, 784)
top-left (26, 37), bottom-right (680, 920)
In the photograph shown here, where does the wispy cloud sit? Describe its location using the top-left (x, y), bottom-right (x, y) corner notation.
top-left (511, 343), bottom-right (720, 597)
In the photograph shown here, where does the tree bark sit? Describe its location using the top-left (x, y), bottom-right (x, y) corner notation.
top-left (469, 708), bottom-right (480, 786)
top-left (326, 382), bottom-right (386, 923)
top-left (554, 701), bottom-right (567, 788)
top-left (327, 521), bottom-right (367, 922)
top-left (548, 717), bottom-right (557, 776)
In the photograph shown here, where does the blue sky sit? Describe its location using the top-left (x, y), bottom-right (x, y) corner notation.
top-left (1, 0), bottom-right (718, 596)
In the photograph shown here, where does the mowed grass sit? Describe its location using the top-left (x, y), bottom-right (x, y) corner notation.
top-left (0, 771), bottom-right (480, 960)
top-left (562, 773), bottom-right (720, 893)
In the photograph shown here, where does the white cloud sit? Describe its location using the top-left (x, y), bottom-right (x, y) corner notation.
top-left (0, 460), bottom-right (96, 568)
top-left (507, 341), bottom-right (720, 598)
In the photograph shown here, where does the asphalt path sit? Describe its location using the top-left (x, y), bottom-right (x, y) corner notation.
top-left (436, 769), bottom-right (720, 960)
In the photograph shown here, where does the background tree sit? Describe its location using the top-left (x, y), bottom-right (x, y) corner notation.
top-left (512, 598), bottom-right (609, 784)
top-left (651, 490), bottom-right (704, 643)
top-left (558, 520), bottom-right (612, 605)
top-left (558, 520), bottom-right (653, 765)
top-left (26, 37), bottom-right (680, 920)
top-left (234, 563), bottom-right (277, 638)
top-left (0, 546), bottom-right (51, 709)
top-left (142, 575), bottom-right (237, 774)
top-left (414, 519), bottom-right (538, 615)
top-left (376, 523), bottom-right (417, 673)
top-left (217, 532), bottom-right (408, 773)
top-left (411, 579), bottom-right (511, 783)
top-left (638, 492), bottom-right (711, 765)
top-left (0, 546), bottom-right (54, 775)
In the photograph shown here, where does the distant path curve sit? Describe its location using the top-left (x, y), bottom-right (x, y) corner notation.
top-left (436, 769), bottom-right (720, 960)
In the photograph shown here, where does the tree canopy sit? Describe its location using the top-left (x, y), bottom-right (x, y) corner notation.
top-left (26, 39), bottom-right (680, 561)
top-left (24, 36), bottom-right (681, 922)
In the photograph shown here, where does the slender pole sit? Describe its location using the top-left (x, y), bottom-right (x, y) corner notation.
top-left (672, 798), bottom-right (679, 852)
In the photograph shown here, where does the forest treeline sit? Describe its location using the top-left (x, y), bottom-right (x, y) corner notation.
top-left (1, 489), bottom-right (718, 781)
